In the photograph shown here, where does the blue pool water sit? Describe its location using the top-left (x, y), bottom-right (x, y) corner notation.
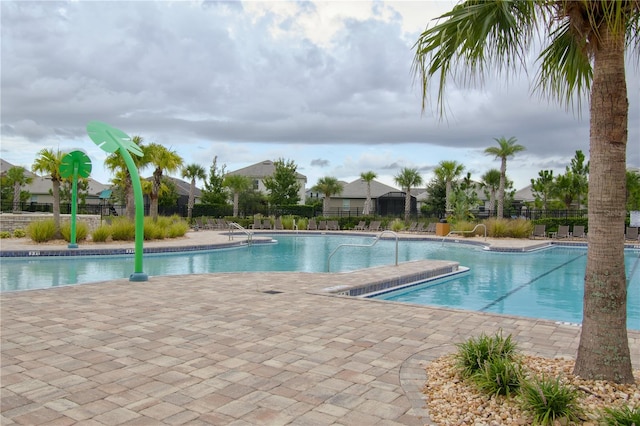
top-left (1, 235), bottom-right (638, 329)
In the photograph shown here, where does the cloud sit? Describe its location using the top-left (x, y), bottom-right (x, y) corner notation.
top-left (310, 158), bottom-right (330, 167)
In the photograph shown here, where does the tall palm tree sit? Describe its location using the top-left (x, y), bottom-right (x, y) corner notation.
top-left (32, 148), bottom-right (64, 233)
top-left (223, 174), bottom-right (251, 217)
top-left (484, 137), bottom-right (526, 219)
top-left (6, 166), bottom-right (33, 213)
top-left (181, 163), bottom-right (206, 223)
top-left (413, 0), bottom-right (638, 382)
top-left (312, 177), bottom-right (343, 217)
top-left (394, 168), bottom-right (423, 222)
top-left (145, 143), bottom-right (184, 221)
top-left (433, 160), bottom-right (464, 216)
top-left (105, 135), bottom-right (147, 220)
top-left (360, 171), bottom-right (377, 215)
top-left (480, 169), bottom-right (501, 217)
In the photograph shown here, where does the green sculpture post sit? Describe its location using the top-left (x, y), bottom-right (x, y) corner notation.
top-left (59, 150), bottom-right (92, 248)
top-left (87, 121), bottom-right (148, 282)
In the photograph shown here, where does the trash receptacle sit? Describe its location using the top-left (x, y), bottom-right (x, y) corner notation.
top-left (436, 222), bottom-right (450, 236)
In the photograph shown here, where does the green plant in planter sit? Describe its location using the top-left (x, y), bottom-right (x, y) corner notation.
top-left (27, 219), bottom-right (57, 243)
top-left (455, 330), bottom-right (518, 378)
top-left (91, 225), bottom-right (111, 243)
top-left (599, 405), bottom-right (640, 426)
top-left (13, 228), bottom-right (26, 238)
top-left (472, 356), bottom-right (522, 396)
top-left (0, 231), bottom-right (11, 239)
top-left (519, 375), bottom-right (582, 425)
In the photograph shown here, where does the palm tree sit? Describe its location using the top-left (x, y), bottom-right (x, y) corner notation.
top-left (32, 148), bottom-right (64, 233)
top-left (6, 166), bottom-right (33, 213)
top-left (484, 137), bottom-right (526, 219)
top-left (105, 135), bottom-right (147, 220)
top-left (312, 177), bottom-right (343, 217)
top-left (181, 163), bottom-right (206, 223)
top-left (360, 171), bottom-right (377, 215)
top-left (413, 0), bottom-right (637, 382)
top-left (480, 169), bottom-right (501, 217)
top-left (223, 174), bottom-right (251, 217)
top-left (394, 168), bottom-right (423, 222)
top-left (145, 143), bottom-right (184, 221)
top-left (433, 160), bottom-right (464, 216)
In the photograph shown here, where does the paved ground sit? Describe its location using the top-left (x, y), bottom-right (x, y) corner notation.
top-left (2, 231), bottom-right (638, 425)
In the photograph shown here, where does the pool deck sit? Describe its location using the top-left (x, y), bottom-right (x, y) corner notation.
top-left (1, 231), bottom-right (638, 425)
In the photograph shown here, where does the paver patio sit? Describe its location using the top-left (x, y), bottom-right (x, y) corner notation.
top-left (2, 231), bottom-right (638, 425)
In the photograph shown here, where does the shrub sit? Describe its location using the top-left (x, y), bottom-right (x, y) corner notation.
top-left (451, 220), bottom-right (478, 237)
top-left (91, 225), bottom-right (111, 243)
top-left (60, 221), bottom-right (89, 242)
top-left (110, 218), bottom-right (135, 241)
top-left (484, 218), bottom-right (510, 238)
top-left (455, 331), bottom-right (518, 379)
top-left (13, 228), bottom-right (26, 238)
top-left (519, 375), bottom-right (582, 425)
top-left (389, 218), bottom-right (405, 232)
top-left (296, 217), bottom-right (308, 230)
top-left (281, 215), bottom-right (295, 230)
top-left (144, 218), bottom-right (166, 240)
top-left (472, 356), bottom-right (522, 397)
top-left (508, 218), bottom-right (533, 238)
top-left (26, 219), bottom-right (57, 242)
top-left (599, 405), bottom-right (640, 426)
top-left (167, 221), bottom-right (188, 238)
top-left (0, 231), bottom-right (11, 239)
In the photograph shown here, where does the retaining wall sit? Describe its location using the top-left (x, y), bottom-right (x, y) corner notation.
top-left (0, 214), bottom-right (102, 233)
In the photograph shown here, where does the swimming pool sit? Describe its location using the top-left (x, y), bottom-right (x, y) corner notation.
top-left (1, 235), bottom-right (638, 329)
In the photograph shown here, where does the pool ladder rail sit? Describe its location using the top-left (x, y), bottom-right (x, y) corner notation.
top-left (442, 223), bottom-right (487, 245)
top-left (228, 222), bottom-right (253, 245)
top-left (326, 230), bottom-right (399, 272)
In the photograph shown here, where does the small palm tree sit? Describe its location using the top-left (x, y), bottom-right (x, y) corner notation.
top-left (223, 174), bottom-right (251, 217)
top-left (394, 168), bottom-right (423, 222)
top-left (485, 137), bottom-right (526, 219)
top-left (312, 177), bottom-right (344, 217)
top-left (181, 163), bottom-right (206, 223)
top-left (32, 148), bottom-right (64, 234)
top-left (105, 135), bottom-right (147, 220)
top-left (360, 171), bottom-right (377, 215)
top-left (145, 143), bottom-right (184, 221)
top-left (6, 166), bottom-right (33, 213)
top-left (480, 169), bottom-right (501, 217)
top-left (434, 160), bottom-right (465, 215)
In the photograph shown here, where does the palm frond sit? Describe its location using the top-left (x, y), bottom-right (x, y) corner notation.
top-left (412, 0), bottom-right (537, 115)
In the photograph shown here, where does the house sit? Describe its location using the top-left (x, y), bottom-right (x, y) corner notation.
top-left (323, 178), bottom-right (415, 216)
top-left (225, 160), bottom-right (307, 205)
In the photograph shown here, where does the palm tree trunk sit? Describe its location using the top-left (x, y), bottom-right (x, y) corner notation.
top-left (488, 189), bottom-right (496, 217)
top-left (151, 169), bottom-right (161, 221)
top-left (233, 192), bottom-right (239, 217)
top-left (364, 183), bottom-right (372, 215)
top-left (497, 159), bottom-right (506, 219)
top-left (187, 178), bottom-right (196, 223)
top-left (574, 27), bottom-right (632, 383)
top-left (323, 197), bottom-right (330, 217)
top-left (12, 181), bottom-right (21, 213)
top-left (404, 188), bottom-right (411, 222)
top-left (445, 181), bottom-right (452, 214)
top-left (52, 179), bottom-right (61, 235)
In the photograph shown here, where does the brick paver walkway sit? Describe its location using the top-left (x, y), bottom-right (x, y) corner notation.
top-left (2, 231), bottom-right (638, 425)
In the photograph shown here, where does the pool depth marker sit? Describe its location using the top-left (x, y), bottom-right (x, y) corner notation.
top-left (86, 121), bottom-right (148, 282)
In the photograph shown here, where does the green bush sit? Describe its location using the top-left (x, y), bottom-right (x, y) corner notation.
top-left (167, 221), bottom-right (188, 238)
top-left (599, 405), bottom-right (640, 426)
top-left (91, 225), bottom-right (111, 243)
top-left (281, 215), bottom-right (295, 230)
top-left (455, 331), bottom-right (518, 379)
top-left (144, 218), bottom-right (166, 240)
top-left (26, 219), bottom-right (57, 242)
top-left (296, 217), bottom-right (308, 230)
top-left (0, 231), bottom-right (11, 239)
top-left (110, 218), bottom-right (135, 241)
top-left (519, 375), bottom-right (582, 425)
top-left (451, 220), bottom-right (478, 237)
top-left (60, 221), bottom-right (89, 242)
top-left (484, 218), bottom-right (510, 238)
top-left (13, 228), bottom-right (26, 238)
top-left (389, 218), bottom-right (405, 232)
top-left (472, 356), bottom-right (522, 397)
top-left (508, 218), bottom-right (534, 238)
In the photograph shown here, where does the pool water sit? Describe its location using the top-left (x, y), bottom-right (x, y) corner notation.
top-left (1, 235), bottom-right (638, 329)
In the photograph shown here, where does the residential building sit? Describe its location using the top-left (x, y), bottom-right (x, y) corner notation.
top-left (225, 160), bottom-right (307, 205)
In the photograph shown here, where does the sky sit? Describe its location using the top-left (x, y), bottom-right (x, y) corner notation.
top-left (2, 1), bottom-right (639, 193)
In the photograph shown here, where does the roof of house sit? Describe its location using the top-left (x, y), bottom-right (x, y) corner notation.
top-left (514, 184), bottom-right (535, 202)
top-left (164, 176), bottom-right (202, 197)
top-left (0, 159), bottom-right (37, 178)
top-left (226, 160), bottom-right (307, 181)
top-left (337, 178), bottom-right (400, 198)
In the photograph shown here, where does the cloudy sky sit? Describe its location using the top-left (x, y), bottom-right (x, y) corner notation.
top-left (2, 1), bottom-right (639, 192)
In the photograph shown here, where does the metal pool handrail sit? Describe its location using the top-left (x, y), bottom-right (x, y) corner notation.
top-left (442, 223), bottom-right (487, 244)
top-left (228, 222), bottom-right (253, 245)
top-left (326, 230), bottom-right (398, 272)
